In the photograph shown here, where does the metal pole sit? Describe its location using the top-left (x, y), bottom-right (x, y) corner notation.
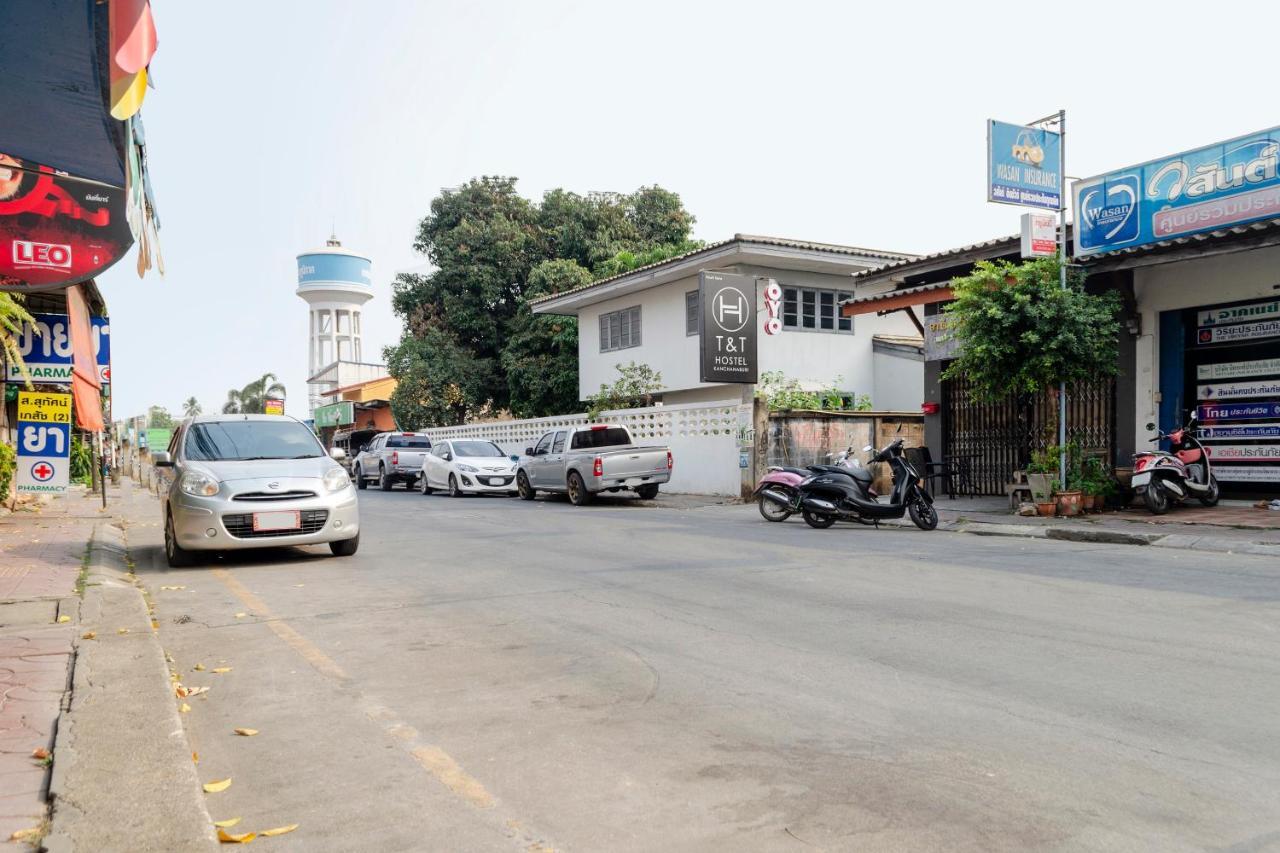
top-left (1057, 109), bottom-right (1069, 490)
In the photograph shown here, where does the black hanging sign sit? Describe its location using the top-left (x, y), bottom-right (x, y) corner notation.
top-left (699, 271), bottom-right (758, 384)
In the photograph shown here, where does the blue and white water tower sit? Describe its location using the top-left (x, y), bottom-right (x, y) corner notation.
top-left (295, 235), bottom-right (373, 416)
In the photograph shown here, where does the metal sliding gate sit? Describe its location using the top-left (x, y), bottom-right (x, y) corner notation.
top-left (943, 370), bottom-right (1116, 495)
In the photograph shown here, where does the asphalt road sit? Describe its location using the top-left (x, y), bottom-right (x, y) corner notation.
top-left (134, 487), bottom-right (1280, 852)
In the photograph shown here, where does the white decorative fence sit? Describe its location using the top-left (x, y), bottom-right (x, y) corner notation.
top-left (420, 400), bottom-right (745, 496)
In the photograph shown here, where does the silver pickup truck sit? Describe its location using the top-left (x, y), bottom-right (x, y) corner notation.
top-left (352, 431), bottom-right (433, 491)
top-left (516, 424), bottom-right (672, 505)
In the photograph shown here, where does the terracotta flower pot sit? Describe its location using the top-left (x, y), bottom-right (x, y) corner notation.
top-left (1056, 490), bottom-right (1083, 517)
top-left (1036, 501), bottom-right (1057, 517)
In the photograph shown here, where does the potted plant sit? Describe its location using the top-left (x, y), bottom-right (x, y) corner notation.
top-left (1026, 447), bottom-right (1059, 512)
top-left (1055, 442), bottom-right (1084, 517)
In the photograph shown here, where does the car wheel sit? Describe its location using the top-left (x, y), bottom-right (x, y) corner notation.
top-left (330, 533), bottom-right (359, 557)
top-left (567, 471), bottom-right (594, 506)
top-left (517, 471), bottom-right (536, 501)
top-left (379, 465), bottom-right (393, 491)
top-left (419, 473), bottom-right (433, 495)
top-left (165, 512), bottom-right (197, 568)
top-left (448, 474), bottom-right (463, 498)
top-left (635, 484), bottom-right (659, 501)
top-left (355, 465), bottom-right (367, 490)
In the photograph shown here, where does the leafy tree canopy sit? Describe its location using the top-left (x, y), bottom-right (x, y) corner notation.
top-left (502, 259), bottom-right (592, 419)
top-left (222, 373), bottom-right (286, 414)
top-left (584, 362), bottom-right (664, 419)
top-left (941, 256), bottom-right (1122, 402)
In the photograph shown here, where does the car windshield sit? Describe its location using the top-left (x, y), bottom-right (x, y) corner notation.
top-left (386, 435), bottom-right (431, 448)
top-left (571, 427), bottom-right (632, 449)
top-left (185, 420), bottom-right (324, 461)
top-left (452, 441), bottom-right (505, 458)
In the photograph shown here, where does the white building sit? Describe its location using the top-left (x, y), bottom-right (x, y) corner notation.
top-left (530, 234), bottom-right (924, 409)
top-left (295, 235), bottom-right (386, 417)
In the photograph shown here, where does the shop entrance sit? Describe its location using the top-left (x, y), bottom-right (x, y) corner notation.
top-left (1159, 295), bottom-right (1280, 498)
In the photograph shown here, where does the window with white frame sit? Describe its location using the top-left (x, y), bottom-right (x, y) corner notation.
top-left (599, 305), bottom-right (642, 352)
top-left (782, 286), bottom-right (854, 333)
top-left (685, 290), bottom-right (699, 336)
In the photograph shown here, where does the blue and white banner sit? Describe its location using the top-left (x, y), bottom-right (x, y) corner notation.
top-left (1198, 357), bottom-right (1280, 381)
top-left (1197, 318), bottom-right (1280, 345)
top-left (1198, 299), bottom-right (1280, 327)
top-left (1074, 125), bottom-right (1280, 256)
top-left (1199, 379), bottom-right (1280, 401)
top-left (1205, 444), bottom-right (1280, 462)
top-left (987, 120), bottom-right (1062, 210)
top-left (1201, 423), bottom-right (1280, 440)
top-left (1215, 465), bottom-right (1280, 483)
top-left (6, 312), bottom-right (111, 384)
top-left (1198, 401), bottom-right (1280, 421)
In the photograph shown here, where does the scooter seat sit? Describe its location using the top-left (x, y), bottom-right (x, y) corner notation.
top-left (808, 464), bottom-right (873, 484)
top-left (775, 466), bottom-right (811, 477)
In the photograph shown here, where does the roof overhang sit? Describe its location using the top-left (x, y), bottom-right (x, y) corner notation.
top-left (1081, 216), bottom-right (1280, 272)
top-left (841, 282), bottom-right (954, 317)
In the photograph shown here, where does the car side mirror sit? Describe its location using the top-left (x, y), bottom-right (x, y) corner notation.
top-left (329, 447), bottom-right (346, 461)
top-left (152, 451), bottom-right (173, 467)
top-left (442, 453), bottom-right (452, 461)
top-left (525, 447), bottom-right (534, 456)
top-left (1145, 422), bottom-right (1155, 431)
top-left (359, 445), bottom-right (369, 453)
top-left (510, 455), bottom-right (519, 463)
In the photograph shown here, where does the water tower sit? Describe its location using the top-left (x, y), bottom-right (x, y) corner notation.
top-left (296, 235), bottom-right (374, 417)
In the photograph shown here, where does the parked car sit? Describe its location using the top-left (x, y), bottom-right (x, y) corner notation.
top-left (153, 414), bottom-right (359, 567)
top-left (331, 427), bottom-right (379, 476)
top-left (419, 439), bottom-right (519, 497)
top-left (352, 431), bottom-right (432, 491)
top-left (516, 424), bottom-right (671, 505)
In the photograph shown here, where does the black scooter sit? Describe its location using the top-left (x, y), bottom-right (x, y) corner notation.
top-left (797, 438), bottom-right (937, 531)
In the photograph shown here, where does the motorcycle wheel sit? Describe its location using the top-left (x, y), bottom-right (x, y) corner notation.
top-left (908, 497), bottom-right (938, 531)
top-left (1198, 475), bottom-right (1220, 507)
top-left (757, 495), bottom-right (792, 522)
top-left (802, 509), bottom-right (837, 529)
top-left (1144, 484), bottom-right (1171, 515)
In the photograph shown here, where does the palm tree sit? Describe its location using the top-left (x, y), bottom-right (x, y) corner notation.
top-left (0, 293), bottom-right (34, 386)
top-left (222, 373), bottom-right (286, 414)
top-left (182, 396), bottom-right (202, 418)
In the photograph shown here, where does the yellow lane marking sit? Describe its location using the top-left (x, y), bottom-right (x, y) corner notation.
top-left (209, 569), bottom-right (500, 814)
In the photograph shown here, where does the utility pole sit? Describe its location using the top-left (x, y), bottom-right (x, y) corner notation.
top-left (1057, 109), bottom-right (1068, 490)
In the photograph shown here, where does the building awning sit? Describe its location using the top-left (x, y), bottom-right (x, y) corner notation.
top-left (841, 282), bottom-right (954, 317)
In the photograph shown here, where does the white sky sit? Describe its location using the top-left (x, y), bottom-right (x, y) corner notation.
top-left (98, 0), bottom-right (1279, 420)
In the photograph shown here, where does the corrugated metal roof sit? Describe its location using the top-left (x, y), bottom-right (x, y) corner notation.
top-left (1082, 216), bottom-right (1280, 262)
top-left (850, 234), bottom-right (1022, 284)
top-left (872, 334), bottom-right (924, 346)
top-left (528, 234), bottom-right (915, 305)
top-left (841, 280), bottom-right (952, 306)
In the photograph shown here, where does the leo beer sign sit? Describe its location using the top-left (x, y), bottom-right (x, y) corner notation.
top-left (15, 391), bottom-right (72, 494)
top-left (0, 153), bottom-right (132, 292)
top-left (699, 271), bottom-right (758, 384)
top-left (7, 312), bottom-right (111, 385)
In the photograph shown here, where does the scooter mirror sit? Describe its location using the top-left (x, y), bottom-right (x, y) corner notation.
top-left (1145, 422), bottom-right (1155, 431)
top-left (863, 445), bottom-right (874, 453)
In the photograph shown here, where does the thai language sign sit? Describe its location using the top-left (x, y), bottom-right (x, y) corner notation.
top-left (1198, 357), bottom-right (1280, 381)
top-left (987, 120), bottom-right (1061, 210)
top-left (6, 312), bottom-right (110, 384)
top-left (923, 315), bottom-right (962, 361)
top-left (1197, 319), bottom-right (1280, 345)
top-left (1073, 125), bottom-right (1280, 256)
top-left (1201, 423), bottom-right (1280, 439)
top-left (1198, 401), bottom-right (1280, 421)
top-left (15, 391), bottom-right (71, 494)
top-left (1215, 466), bottom-right (1280, 483)
top-left (1205, 444), bottom-right (1280, 461)
top-left (1198, 299), bottom-right (1280, 327)
top-left (314, 401), bottom-right (354, 429)
top-left (1198, 379), bottom-right (1280, 401)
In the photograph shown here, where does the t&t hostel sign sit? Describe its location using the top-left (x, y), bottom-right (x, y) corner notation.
top-left (15, 391), bottom-right (72, 494)
top-left (699, 271), bottom-right (758, 384)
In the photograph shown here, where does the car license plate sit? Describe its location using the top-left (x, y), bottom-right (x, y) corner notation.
top-left (253, 511), bottom-right (301, 532)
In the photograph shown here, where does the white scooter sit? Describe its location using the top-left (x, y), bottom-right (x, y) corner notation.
top-left (1131, 417), bottom-right (1220, 514)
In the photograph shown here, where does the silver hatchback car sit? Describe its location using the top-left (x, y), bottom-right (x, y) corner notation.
top-left (154, 415), bottom-right (360, 567)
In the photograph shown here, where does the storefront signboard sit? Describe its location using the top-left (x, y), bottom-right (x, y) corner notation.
top-left (145, 428), bottom-right (171, 453)
top-left (1216, 465), bottom-right (1280, 482)
top-left (1197, 319), bottom-right (1280, 345)
top-left (6, 312), bottom-right (110, 384)
top-left (923, 315), bottom-right (962, 361)
top-left (1198, 401), bottom-right (1280, 421)
top-left (1205, 444), bottom-right (1280, 461)
top-left (1201, 423), bottom-right (1280, 439)
top-left (699, 271), bottom-right (758, 384)
top-left (987, 120), bottom-right (1061, 210)
top-left (264, 398), bottom-right (285, 416)
top-left (15, 391), bottom-right (71, 494)
top-left (1020, 212), bottom-right (1057, 258)
top-left (314, 401), bottom-right (354, 429)
top-left (1198, 357), bottom-right (1280, 381)
top-left (1074, 125), bottom-right (1280, 257)
top-left (1198, 379), bottom-right (1280, 401)
top-left (1197, 299), bottom-right (1280, 327)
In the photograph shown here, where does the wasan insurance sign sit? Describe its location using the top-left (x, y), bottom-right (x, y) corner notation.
top-left (1073, 125), bottom-right (1280, 256)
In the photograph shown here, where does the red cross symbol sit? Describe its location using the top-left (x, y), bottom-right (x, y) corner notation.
top-left (31, 462), bottom-right (54, 481)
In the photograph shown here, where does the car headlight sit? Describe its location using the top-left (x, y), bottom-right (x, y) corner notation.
top-left (456, 464), bottom-right (478, 473)
top-left (323, 467), bottom-right (350, 493)
top-left (179, 471), bottom-right (219, 497)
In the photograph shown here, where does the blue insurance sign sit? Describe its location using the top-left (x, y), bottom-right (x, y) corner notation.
top-left (987, 120), bottom-right (1062, 210)
top-left (1073, 125), bottom-right (1280, 257)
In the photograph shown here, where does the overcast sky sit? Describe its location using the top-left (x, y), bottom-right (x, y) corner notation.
top-left (99, 0), bottom-right (1278, 420)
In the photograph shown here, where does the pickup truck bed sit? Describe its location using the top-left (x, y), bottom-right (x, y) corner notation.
top-left (517, 425), bottom-right (672, 505)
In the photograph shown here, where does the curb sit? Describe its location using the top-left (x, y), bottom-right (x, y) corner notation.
top-left (44, 521), bottom-right (219, 853)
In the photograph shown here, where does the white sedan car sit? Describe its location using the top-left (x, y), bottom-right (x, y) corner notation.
top-left (418, 440), bottom-right (519, 497)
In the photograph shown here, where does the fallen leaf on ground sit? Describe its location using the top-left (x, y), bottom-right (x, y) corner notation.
top-left (187, 686), bottom-right (210, 697)
top-left (117, 628), bottom-right (129, 634)
top-left (56, 614), bottom-right (70, 623)
top-left (234, 612), bottom-right (247, 619)
top-left (175, 684), bottom-right (190, 698)
top-left (213, 817), bottom-right (241, 828)
top-left (31, 748), bottom-right (48, 760)
top-left (212, 667), bottom-right (232, 674)
top-left (192, 751), bottom-right (199, 764)
top-left (180, 703), bottom-right (192, 714)
top-left (217, 828), bottom-right (256, 843)
top-left (294, 584), bottom-right (304, 588)
top-left (81, 631), bottom-right (96, 640)
top-left (9, 827), bottom-right (40, 842)
top-left (203, 778), bottom-right (232, 793)
top-left (233, 728), bottom-right (258, 737)
top-left (150, 620), bottom-right (160, 630)
top-left (160, 585), bottom-right (186, 590)
top-left (260, 824), bottom-right (298, 837)
top-left (193, 663), bottom-right (206, 671)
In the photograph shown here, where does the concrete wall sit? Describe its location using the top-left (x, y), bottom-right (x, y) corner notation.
top-left (1132, 244), bottom-right (1280, 452)
top-left (873, 349), bottom-right (925, 412)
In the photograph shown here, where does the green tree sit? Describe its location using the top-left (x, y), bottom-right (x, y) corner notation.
top-left (182, 396), bottom-right (202, 418)
top-left (386, 325), bottom-right (495, 429)
top-left (502, 259), bottom-right (591, 418)
top-left (584, 362), bottom-right (664, 418)
top-left (0, 293), bottom-right (34, 386)
top-left (222, 373), bottom-right (286, 414)
top-left (147, 405), bottom-right (175, 429)
top-left (941, 256), bottom-right (1122, 401)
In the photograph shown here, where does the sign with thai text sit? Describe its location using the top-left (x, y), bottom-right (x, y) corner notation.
top-left (1198, 379), bottom-right (1280, 401)
top-left (1020, 211), bottom-right (1057, 258)
top-left (1205, 444), bottom-right (1280, 461)
top-left (1198, 401), bottom-right (1280, 421)
top-left (1197, 319), bottom-right (1280, 345)
top-left (314, 401), bottom-right (354, 429)
top-left (987, 120), bottom-right (1061, 210)
top-left (15, 391), bottom-right (71, 494)
top-left (923, 315), bottom-right (962, 361)
top-left (1201, 423), bottom-right (1280, 440)
top-left (1215, 465), bottom-right (1280, 483)
top-left (1197, 357), bottom-right (1280, 381)
top-left (699, 271), bottom-right (757, 384)
top-left (6, 312), bottom-right (110, 384)
top-left (1073, 125), bottom-right (1280, 256)
top-left (1198, 299), bottom-right (1280, 327)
